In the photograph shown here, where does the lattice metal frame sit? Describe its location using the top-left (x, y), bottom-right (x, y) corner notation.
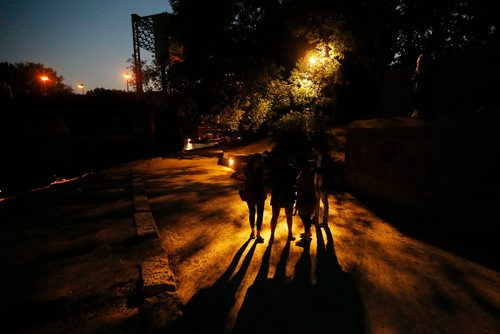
top-left (131, 14), bottom-right (160, 93)
top-left (132, 14), bottom-right (154, 92)
top-left (132, 12), bottom-right (176, 93)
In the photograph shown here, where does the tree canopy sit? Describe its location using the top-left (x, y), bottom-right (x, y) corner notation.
top-left (0, 62), bottom-right (72, 97)
top-left (163, 0), bottom-right (498, 131)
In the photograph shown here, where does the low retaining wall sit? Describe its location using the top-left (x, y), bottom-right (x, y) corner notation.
top-left (344, 116), bottom-right (500, 219)
top-left (131, 173), bottom-right (176, 297)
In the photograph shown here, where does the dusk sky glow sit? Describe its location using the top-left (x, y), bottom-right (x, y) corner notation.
top-left (0, 1), bottom-right (172, 92)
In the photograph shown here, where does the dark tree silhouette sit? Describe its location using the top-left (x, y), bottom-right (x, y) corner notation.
top-left (0, 62), bottom-right (72, 97)
top-left (165, 0), bottom-right (499, 125)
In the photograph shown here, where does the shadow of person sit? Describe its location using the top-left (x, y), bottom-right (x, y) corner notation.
top-left (233, 243), bottom-right (273, 333)
top-left (293, 239), bottom-right (312, 290)
top-left (316, 222), bottom-right (342, 285)
top-left (309, 223), bottom-right (365, 333)
top-left (234, 224), bottom-right (365, 333)
top-left (171, 239), bottom-right (256, 333)
top-left (234, 239), bottom-right (302, 334)
top-left (273, 238), bottom-right (291, 283)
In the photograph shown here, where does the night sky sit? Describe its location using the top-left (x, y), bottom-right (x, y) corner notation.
top-left (0, 0), bottom-right (171, 91)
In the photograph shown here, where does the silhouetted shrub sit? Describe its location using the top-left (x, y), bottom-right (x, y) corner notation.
top-left (272, 110), bottom-right (326, 153)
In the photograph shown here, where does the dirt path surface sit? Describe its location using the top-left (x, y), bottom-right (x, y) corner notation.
top-left (135, 155), bottom-right (499, 333)
top-left (1, 149), bottom-right (499, 333)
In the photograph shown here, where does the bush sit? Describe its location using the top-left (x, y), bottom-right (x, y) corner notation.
top-left (273, 110), bottom-right (325, 153)
top-left (218, 106), bottom-right (244, 132)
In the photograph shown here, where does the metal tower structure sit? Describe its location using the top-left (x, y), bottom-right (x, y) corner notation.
top-left (131, 13), bottom-right (174, 93)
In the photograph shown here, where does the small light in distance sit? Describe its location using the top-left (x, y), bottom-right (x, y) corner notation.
top-left (229, 158), bottom-right (234, 167)
top-left (185, 138), bottom-right (193, 151)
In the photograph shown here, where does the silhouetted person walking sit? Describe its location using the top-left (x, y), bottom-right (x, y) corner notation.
top-left (269, 153), bottom-right (297, 243)
top-left (295, 155), bottom-right (317, 247)
top-left (411, 51), bottom-right (432, 117)
top-left (235, 153), bottom-right (267, 243)
top-left (312, 141), bottom-right (334, 226)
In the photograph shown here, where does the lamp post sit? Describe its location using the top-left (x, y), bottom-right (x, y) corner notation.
top-left (40, 75), bottom-right (49, 96)
top-left (123, 73), bottom-right (131, 92)
top-left (77, 83), bottom-right (85, 95)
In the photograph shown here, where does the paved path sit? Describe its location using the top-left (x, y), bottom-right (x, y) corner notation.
top-left (135, 155), bottom-right (500, 333)
top-left (1, 152), bottom-right (499, 333)
top-left (0, 167), bottom-right (180, 333)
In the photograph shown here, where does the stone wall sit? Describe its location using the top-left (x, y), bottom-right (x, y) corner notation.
top-left (344, 115), bottom-right (500, 219)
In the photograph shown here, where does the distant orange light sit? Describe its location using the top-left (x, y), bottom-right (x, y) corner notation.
top-left (229, 158), bottom-right (234, 167)
top-left (123, 73), bottom-right (132, 92)
top-left (41, 75), bottom-right (49, 82)
top-left (77, 83), bottom-right (85, 94)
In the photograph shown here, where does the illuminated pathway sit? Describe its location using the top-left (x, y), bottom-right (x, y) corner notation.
top-left (136, 155), bottom-right (500, 333)
top-left (331, 192), bottom-right (500, 333)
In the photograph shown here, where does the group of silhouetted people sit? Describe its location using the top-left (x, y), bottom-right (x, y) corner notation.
top-left (235, 141), bottom-right (334, 246)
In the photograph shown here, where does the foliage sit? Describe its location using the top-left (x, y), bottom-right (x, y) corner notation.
top-left (391, 0), bottom-right (499, 66)
top-left (166, 0), bottom-right (499, 132)
top-left (274, 110), bottom-right (317, 138)
top-left (273, 110), bottom-right (324, 152)
top-left (237, 93), bottom-right (272, 132)
top-left (223, 41), bottom-right (342, 132)
top-left (226, 63), bottom-right (276, 132)
top-left (0, 62), bottom-right (72, 97)
top-left (217, 106), bottom-right (245, 132)
top-left (288, 42), bottom-right (341, 110)
top-left (142, 60), bottom-right (164, 92)
top-left (86, 87), bottom-right (126, 95)
top-left (126, 57), bottom-right (163, 92)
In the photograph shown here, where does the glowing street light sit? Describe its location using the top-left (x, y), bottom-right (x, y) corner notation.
top-left (40, 75), bottom-right (49, 95)
top-left (308, 55), bottom-right (318, 66)
top-left (123, 73), bottom-right (131, 92)
top-left (77, 83), bottom-right (85, 94)
top-left (307, 45), bottom-right (334, 68)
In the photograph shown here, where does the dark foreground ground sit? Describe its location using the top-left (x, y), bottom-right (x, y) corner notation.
top-left (1, 147), bottom-right (499, 333)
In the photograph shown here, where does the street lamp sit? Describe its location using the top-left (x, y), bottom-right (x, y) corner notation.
top-left (123, 73), bottom-right (131, 92)
top-left (308, 55), bottom-right (318, 66)
top-left (40, 75), bottom-right (49, 96)
top-left (77, 83), bottom-right (85, 95)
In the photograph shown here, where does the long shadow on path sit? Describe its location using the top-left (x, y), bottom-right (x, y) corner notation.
top-left (171, 239), bottom-right (256, 333)
top-left (311, 223), bottom-right (366, 333)
top-left (233, 224), bottom-right (365, 333)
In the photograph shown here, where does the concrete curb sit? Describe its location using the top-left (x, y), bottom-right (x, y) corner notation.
top-left (134, 211), bottom-right (159, 239)
top-left (131, 172), bottom-right (176, 296)
top-left (141, 254), bottom-right (176, 296)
